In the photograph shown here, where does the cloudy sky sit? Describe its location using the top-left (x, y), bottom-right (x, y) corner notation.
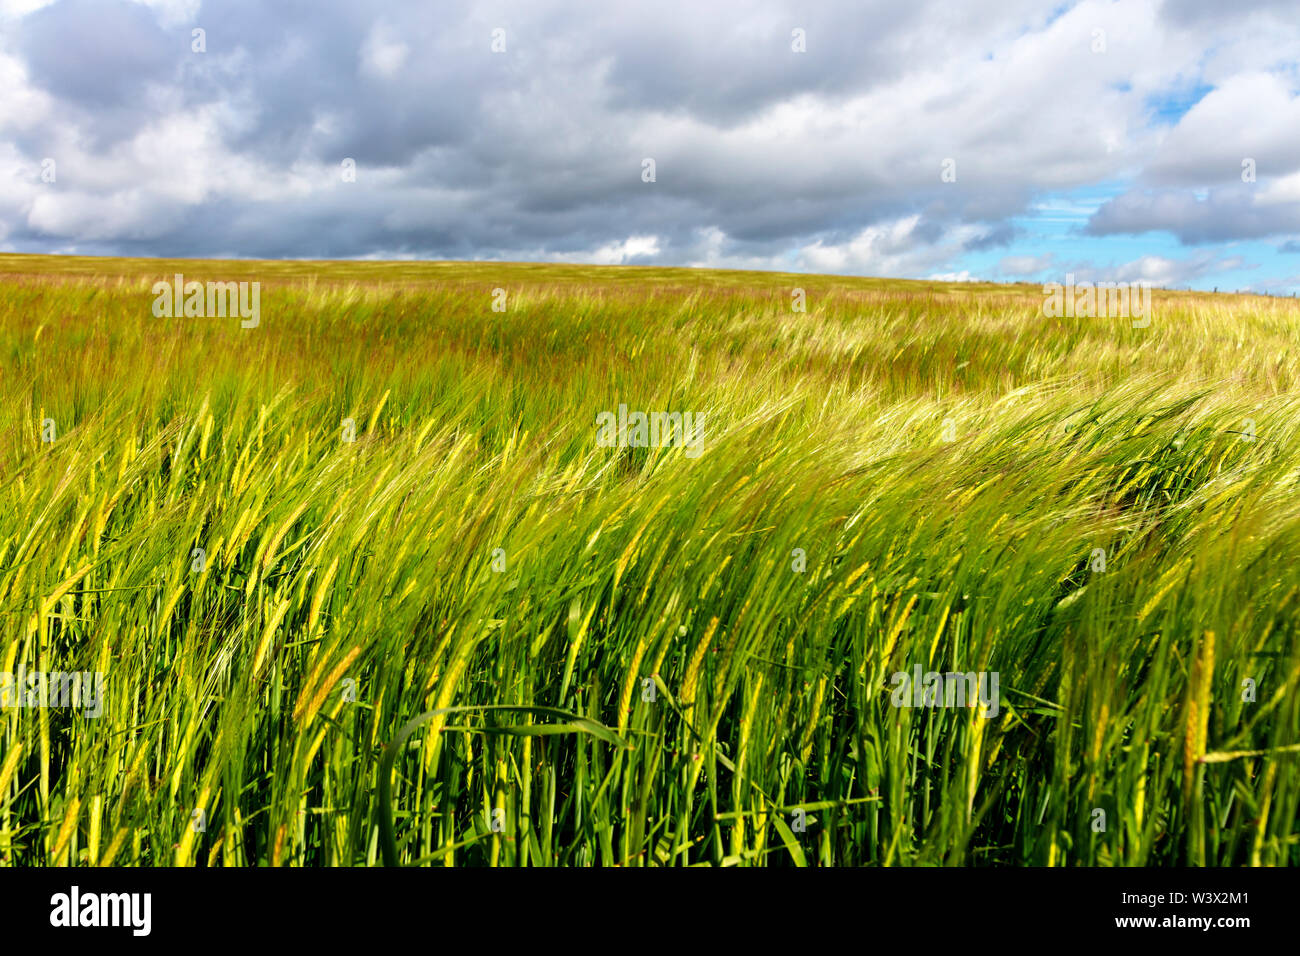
top-left (1, 0), bottom-right (1298, 291)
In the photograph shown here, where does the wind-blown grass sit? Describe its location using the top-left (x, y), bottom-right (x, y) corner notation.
top-left (0, 253), bottom-right (1297, 866)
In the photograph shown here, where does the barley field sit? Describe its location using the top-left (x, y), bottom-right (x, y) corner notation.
top-left (0, 253), bottom-right (1297, 867)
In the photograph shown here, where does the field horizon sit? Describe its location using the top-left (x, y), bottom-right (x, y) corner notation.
top-left (4, 252), bottom-right (1296, 298)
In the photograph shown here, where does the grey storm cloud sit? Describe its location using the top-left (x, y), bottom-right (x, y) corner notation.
top-left (1087, 188), bottom-right (1300, 244)
top-left (1, 0), bottom-right (1298, 272)
top-left (18, 0), bottom-right (175, 109)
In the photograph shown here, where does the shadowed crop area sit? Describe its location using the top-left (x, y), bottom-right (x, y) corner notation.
top-left (0, 253), bottom-right (1297, 867)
